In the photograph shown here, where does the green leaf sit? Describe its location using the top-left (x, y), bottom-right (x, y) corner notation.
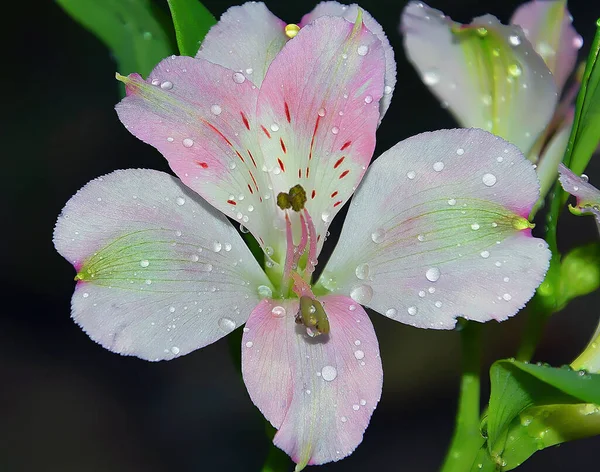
top-left (557, 242), bottom-right (600, 309)
top-left (564, 19), bottom-right (600, 175)
top-left (56, 0), bottom-right (176, 78)
top-left (167, 0), bottom-right (216, 56)
top-left (486, 359), bottom-right (600, 466)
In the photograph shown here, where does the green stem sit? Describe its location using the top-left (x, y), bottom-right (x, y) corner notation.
top-left (515, 292), bottom-right (556, 362)
top-left (440, 321), bottom-right (484, 472)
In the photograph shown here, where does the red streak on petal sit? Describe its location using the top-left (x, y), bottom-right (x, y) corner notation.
top-left (261, 125), bottom-right (272, 139)
top-left (317, 234), bottom-right (321, 243)
top-left (333, 156), bottom-right (345, 169)
top-left (280, 138), bottom-right (287, 154)
top-left (333, 200), bottom-right (342, 207)
top-left (259, 237), bottom-right (264, 245)
top-left (206, 122), bottom-right (232, 146)
top-left (249, 171), bottom-right (259, 191)
top-left (248, 184), bottom-right (254, 194)
top-left (247, 149), bottom-right (257, 168)
top-left (331, 191), bottom-right (338, 198)
top-left (311, 189), bottom-right (316, 199)
top-left (227, 200), bottom-right (237, 205)
top-left (235, 150), bottom-right (245, 162)
top-left (197, 162), bottom-right (209, 169)
top-left (241, 112), bottom-right (250, 130)
top-left (278, 158), bottom-right (285, 172)
top-left (309, 115), bottom-right (321, 160)
top-left (340, 141), bottom-right (352, 151)
top-left (339, 170), bottom-right (350, 179)
top-left (306, 167), bottom-right (310, 178)
top-left (298, 169), bottom-right (302, 179)
top-left (284, 101), bottom-right (291, 123)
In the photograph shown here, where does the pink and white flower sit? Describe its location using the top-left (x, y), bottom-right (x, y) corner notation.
top-left (54, 2), bottom-right (551, 469)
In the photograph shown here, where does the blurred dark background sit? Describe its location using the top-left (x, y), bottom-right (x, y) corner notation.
top-left (2, 0), bottom-right (600, 470)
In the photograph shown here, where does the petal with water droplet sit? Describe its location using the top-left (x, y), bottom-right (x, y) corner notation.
top-left (116, 56), bottom-right (279, 252)
top-left (242, 296), bottom-right (381, 469)
top-left (558, 164), bottom-right (600, 224)
top-left (401, 2), bottom-right (557, 155)
top-left (257, 15), bottom-right (385, 256)
top-left (511, 0), bottom-right (581, 93)
top-left (300, 2), bottom-right (396, 121)
top-left (53, 170), bottom-right (271, 360)
top-left (319, 128), bottom-right (550, 329)
top-left (195, 3), bottom-right (287, 87)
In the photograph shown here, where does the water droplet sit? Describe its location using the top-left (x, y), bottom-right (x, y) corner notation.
top-left (340, 416), bottom-right (347, 423)
top-left (480, 250), bottom-right (490, 258)
top-left (423, 69), bottom-right (440, 85)
top-left (171, 346), bottom-right (180, 355)
top-left (270, 123), bottom-right (279, 132)
top-left (407, 170), bottom-right (416, 180)
top-left (355, 263), bottom-right (370, 280)
top-left (183, 138), bottom-right (194, 148)
top-left (471, 223), bottom-right (480, 230)
top-left (212, 241), bottom-right (222, 252)
top-left (508, 63), bottom-right (522, 77)
top-left (407, 306), bottom-right (418, 316)
top-left (331, 126), bottom-right (340, 135)
top-left (321, 365), bottom-right (338, 381)
top-left (245, 341), bottom-right (253, 348)
top-left (167, 137), bottom-right (174, 142)
top-left (433, 161), bottom-right (445, 172)
top-left (145, 279), bottom-right (152, 285)
top-left (482, 94), bottom-right (492, 106)
top-left (502, 293), bottom-right (512, 301)
top-left (417, 234), bottom-right (425, 242)
top-left (357, 45), bottom-right (369, 56)
top-left (384, 85), bottom-right (393, 95)
top-left (240, 224), bottom-right (249, 233)
top-left (176, 197), bottom-right (185, 206)
top-left (258, 285), bottom-right (273, 299)
top-left (364, 95), bottom-right (373, 104)
top-left (169, 306), bottom-right (176, 313)
top-left (232, 72), bottom-right (246, 83)
top-left (385, 308), bottom-right (397, 318)
top-left (426, 267), bottom-right (441, 282)
top-left (140, 259), bottom-right (150, 267)
top-left (509, 34), bottom-right (521, 46)
top-left (354, 340), bottom-right (361, 346)
top-left (265, 246), bottom-right (274, 256)
top-left (418, 290), bottom-right (426, 298)
top-left (350, 284), bottom-right (373, 304)
top-left (482, 173), bottom-right (497, 187)
top-left (271, 306), bottom-right (286, 317)
top-left (321, 210), bottom-right (332, 223)
top-left (210, 104), bottom-right (222, 115)
top-left (318, 108), bottom-right (326, 117)
top-left (82, 292), bottom-right (89, 298)
top-left (435, 301), bottom-right (442, 308)
top-left (160, 81), bottom-right (173, 90)
top-left (581, 173), bottom-right (589, 182)
top-left (456, 148), bottom-right (465, 156)
top-left (354, 350), bottom-right (365, 360)
top-left (371, 228), bottom-right (386, 243)
top-left (448, 198), bottom-right (456, 206)
top-left (360, 399), bottom-right (367, 406)
top-left (218, 317), bottom-right (237, 333)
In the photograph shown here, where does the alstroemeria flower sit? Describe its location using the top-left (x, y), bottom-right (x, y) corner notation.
top-left (54, 2), bottom-right (551, 469)
top-left (401, 1), bottom-right (583, 198)
top-left (558, 164), bottom-right (600, 226)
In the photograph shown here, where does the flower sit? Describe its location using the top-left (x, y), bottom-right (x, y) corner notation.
top-left (401, 1), bottom-right (583, 199)
top-left (558, 164), bottom-right (600, 226)
top-left (54, 2), bottom-right (551, 469)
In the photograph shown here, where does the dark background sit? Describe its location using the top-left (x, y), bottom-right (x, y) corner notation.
top-left (2, 0), bottom-right (600, 470)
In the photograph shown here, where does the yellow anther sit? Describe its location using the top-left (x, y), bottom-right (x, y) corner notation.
top-left (512, 216), bottom-right (535, 231)
top-left (297, 296), bottom-right (330, 336)
top-left (277, 184), bottom-right (307, 212)
top-left (285, 23), bottom-right (300, 39)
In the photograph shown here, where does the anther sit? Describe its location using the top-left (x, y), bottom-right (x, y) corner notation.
top-left (285, 24), bottom-right (301, 39)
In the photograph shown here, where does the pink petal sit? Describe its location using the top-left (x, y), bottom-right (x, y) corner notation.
top-left (300, 2), bottom-right (396, 121)
top-left (115, 56), bottom-right (280, 252)
top-left (242, 296), bottom-right (382, 469)
top-left (319, 128), bottom-right (551, 329)
top-left (53, 169), bottom-right (271, 361)
top-left (401, 2), bottom-right (558, 156)
top-left (511, 0), bottom-right (582, 94)
top-left (558, 164), bottom-right (600, 224)
top-left (195, 2), bottom-right (287, 86)
top-left (256, 15), bottom-right (386, 255)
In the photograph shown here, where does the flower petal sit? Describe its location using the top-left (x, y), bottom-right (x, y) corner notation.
top-left (511, 0), bottom-right (582, 93)
top-left (53, 169), bottom-right (271, 361)
top-left (401, 1), bottom-right (558, 155)
top-left (195, 2), bottom-right (287, 87)
top-left (318, 128), bottom-right (551, 329)
top-left (300, 2), bottom-right (396, 121)
top-left (242, 296), bottom-right (381, 469)
top-left (558, 164), bottom-right (600, 224)
top-left (536, 119), bottom-right (572, 198)
top-left (115, 56), bottom-right (279, 251)
top-left (256, 14), bottom-right (386, 255)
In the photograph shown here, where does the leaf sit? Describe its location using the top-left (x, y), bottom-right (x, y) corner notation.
top-left (486, 359), bottom-right (600, 464)
top-left (56, 0), bottom-right (176, 78)
top-left (167, 0), bottom-right (216, 56)
top-left (565, 19), bottom-right (600, 175)
top-left (557, 242), bottom-right (600, 309)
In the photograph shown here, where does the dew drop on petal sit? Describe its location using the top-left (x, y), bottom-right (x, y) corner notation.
top-left (480, 251), bottom-right (490, 258)
top-left (331, 126), bottom-right (340, 135)
top-left (232, 72), bottom-right (246, 83)
top-left (318, 107), bottom-right (326, 117)
top-left (385, 308), bottom-right (397, 318)
top-left (509, 34), bottom-right (521, 46)
top-left (321, 210), bottom-right (332, 223)
top-left (482, 173), bottom-right (497, 187)
top-left (210, 104), bottom-right (222, 115)
top-left (503, 293), bottom-right (512, 301)
top-left (271, 305), bottom-right (286, 317)
top-left (258, 285), bottom-right (273, 299)
top-left (407, 306), bottom-right (418, 316)
top-left (456, 148), bottom-right (465, 156)
top-left (423, 69), bottom-right (440, 85)
top-left (357, 45), bottom-right (369, 56)
top-left (270, 123), bottom-right (280, 132)
top-left (140, 259), bottom-right (150, 267)
top-left (176, 197), bottom-right (185, 206)
top-left (160, 81), bottom-right (173, 90)
top-left (448, 199), bottom-right (456, 206)
top-left (384, 85), bottom-right (393, 95)
top-left (371, 228), bottom-right (386, 243)
top-left (355, 263), bottom-right (370, 280)
top-left (364, 95), bottom-right (373, 104)
top-left (508, 63), bottom-right (522, 77)
top-left (433, 161), bottom-right (444, 172)
top-left (350, 284), bottom-right (373, 304)
top-left (171, 346), bottom-right (180, 354)
top-left (245, 341), bottom-right (253, 348)
top-left (426, 267), bottom-right (441, 282)
top-left (321, 365), bottom-right (338, 381)
top-left (471, 223), bottom-right (480, 230)
top-left (354, 350), bottom-right (365, 360)
top-left (183, 138), bottom-right (194, 148)
top-left (218, 317), bottom-right (237, 333)
top-left (212, 241), bottom-right (222, 252)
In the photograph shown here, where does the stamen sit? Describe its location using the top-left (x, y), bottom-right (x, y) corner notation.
top-left (282, 213), bottom-right (295, 284)
top-left (285, 23), bottom-right (300, 39)
top-left (296, 296), bottom-right (330, 336)
top-left (303, 209), bottom-right (318, 275)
